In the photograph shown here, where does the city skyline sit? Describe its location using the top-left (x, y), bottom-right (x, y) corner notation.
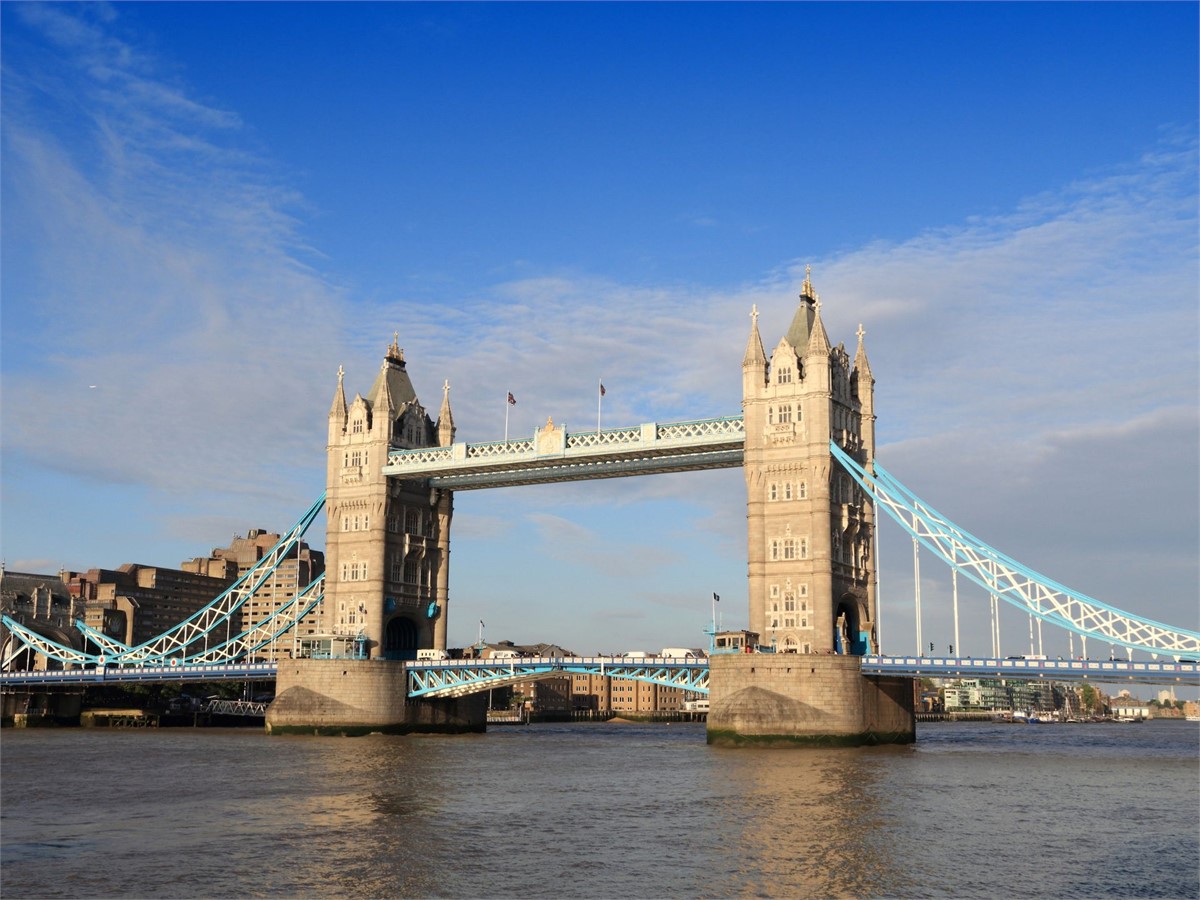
top-left (2, 3), bottom-right (1196, 659)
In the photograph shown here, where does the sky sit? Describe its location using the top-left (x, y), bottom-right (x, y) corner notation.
top-left (2, 2), bottom-right (1197, 670)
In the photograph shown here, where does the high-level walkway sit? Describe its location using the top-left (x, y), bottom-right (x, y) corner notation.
top-left (383, 416), bottom-right (745, 488)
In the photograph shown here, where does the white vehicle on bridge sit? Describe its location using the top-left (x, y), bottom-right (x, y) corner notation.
top-left (416, 649), bottom-right (448, 661)
top-left (660, 648), bottom-right (703, 659)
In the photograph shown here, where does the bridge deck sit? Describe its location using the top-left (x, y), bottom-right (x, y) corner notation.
top-left (6, 656), bottom-right (1196, 690)
top-left (861, 655), bottom-right (1200, 685)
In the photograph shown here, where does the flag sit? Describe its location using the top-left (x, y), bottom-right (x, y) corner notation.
top-left (599, 383), bottom-right (606, 397)
top-left (507, 392), bottom-right (516, 406)
top-left (480, 619), bottom-right (485, 628)
top-left (713, 593), bottom-right (720, 602)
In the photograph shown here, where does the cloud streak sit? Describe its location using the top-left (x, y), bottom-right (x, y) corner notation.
top-left (1, 7), bottom-right (1194, 655)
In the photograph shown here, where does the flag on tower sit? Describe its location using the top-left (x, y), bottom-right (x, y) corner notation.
top-left (713, 593), bottom-right (720, 602)
top-left (507, 392), bottom-right (516, 405)
top-left (599, 383), bottom-right (606, 397)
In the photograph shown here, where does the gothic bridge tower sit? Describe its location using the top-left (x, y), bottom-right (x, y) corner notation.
top-left (741, 267), bottom-right (878, 656)
top-left (324, 336), bottom-right (455, 659)
top-left (708, 270), bottom-right (911, 747)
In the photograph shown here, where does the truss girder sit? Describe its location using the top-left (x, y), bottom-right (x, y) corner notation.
top-left (861, 655), bottom-right (1200, 685)
top-left (1, 616), bottom-right (97, 666)
top-left (830, 443), bottom-right (1200, 658)
top-left (107, 494), bottom-right (326, 665)
top-left (1, 495), bottom-right (327, 672)
top-left (406, 657), bottom-right (711, 699)
top-left (385, 416), bottom-right (746, 490)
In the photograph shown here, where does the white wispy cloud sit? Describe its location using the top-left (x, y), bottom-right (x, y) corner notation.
top-left (2, 7), bottom-right (1194, 653)
top-left (3, 4), bottom-right (347, 525)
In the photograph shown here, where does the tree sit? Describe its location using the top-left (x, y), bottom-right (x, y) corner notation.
top-left (1079, 683), bottom-right (1099, 713)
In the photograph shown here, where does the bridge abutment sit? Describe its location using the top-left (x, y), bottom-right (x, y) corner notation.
top-left (706, 655), bottom-right (914, 747)
top-left (265, 659), bottom-right (486, 736)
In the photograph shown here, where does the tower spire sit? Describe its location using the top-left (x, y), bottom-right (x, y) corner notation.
top-left (437, 379), bottom-right (456, 446)
top-left (742, 304), bottom-right (767, 368)
top-left (329, 365), bottom-right (347, 420)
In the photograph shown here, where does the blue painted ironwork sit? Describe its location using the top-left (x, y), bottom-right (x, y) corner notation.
top-left (861, 655), bottom-right (1200, 686)
top-left (406, 656), bottom-right (711, 699)
top-left (0, 662), bottom-right (278, 686)
top-left (830, 443), bottom-right (1200, 660)
top-left (2, 495), bottom-right (327, 668)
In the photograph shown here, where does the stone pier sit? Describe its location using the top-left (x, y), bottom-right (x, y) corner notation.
top-left (265, 659), bottom-right (486, 736)
top-left (706, 655), bottom-right (915, 747)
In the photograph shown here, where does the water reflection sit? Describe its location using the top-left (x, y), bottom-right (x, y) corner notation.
top-left (704, 745), bottom-right (907, 898)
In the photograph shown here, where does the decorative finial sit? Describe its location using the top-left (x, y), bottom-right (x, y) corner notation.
top-left (386, 332), bottom-right (404, 363)
top-left (856, 323), bottom-right (866, 345)
top-left (750, 304), bottom-right (759, 328)
top-left (337, 365), bottom-right (344, 384)
top-left (443, 379), bottom-right (450, 396)
top-left (801, 264), bottom-right (815, 303)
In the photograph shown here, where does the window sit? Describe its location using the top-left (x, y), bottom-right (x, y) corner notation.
top-left (800, 537), bottom-right (809, 559)
top-left (784, 598), bottom-right (796, 612)
top-left (778, 405), bottom-right (792, 424)
top-left (769, 484), bottom-right (778, 501)
top-left (770, 585), bottom-right (780, 598)
top-left (777, 366), bottom-right (793, 384)
top-left (768, 406), bottom-right (775, 425)
top-left (799, 481), bottom-right (808, 500)
top-left (352, 418), bottom-right (364, 434)
top-left (783, 482), bottom-right (793, 501)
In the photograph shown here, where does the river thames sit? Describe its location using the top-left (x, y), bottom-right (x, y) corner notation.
top-left (2, 720), bottom-right (1197, 899)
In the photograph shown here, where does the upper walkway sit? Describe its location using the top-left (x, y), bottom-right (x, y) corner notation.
top-left (383, 416), bottom-right (745, 489)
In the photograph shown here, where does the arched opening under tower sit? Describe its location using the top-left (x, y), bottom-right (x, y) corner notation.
top-left (833, 596), bottom-right (867, 656)
top-left (383, 616), bottom-right (418, 661)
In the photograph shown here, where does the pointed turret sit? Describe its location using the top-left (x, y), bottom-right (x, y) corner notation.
top-left (852, 322), bottom-right (873, 381)
top-left (743, 304), bottom-right (767, 368)
top-left (328, 365), bottom-right (347, 443)
top-left (853, 323), bottom-right (876, 467)
top-left (805, 297), bottom-right (831, 358)
top-left (436, 380), bottom-right (456, 447)
top-left (742, 304), bottom-right (769, 397)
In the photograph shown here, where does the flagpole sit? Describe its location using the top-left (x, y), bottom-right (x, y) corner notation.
top-left (504, 394), bottom-right (510, 442)
top-left (597, 378), bottom-right (603, 434)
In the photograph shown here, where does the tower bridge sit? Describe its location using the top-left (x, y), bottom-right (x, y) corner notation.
top-left (5, 270), bottom-right (1198, 741)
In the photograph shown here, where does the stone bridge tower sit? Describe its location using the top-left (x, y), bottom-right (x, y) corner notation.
top-left (741, 268), bottom-right (879, 656)
top-left (707, 271), bottom-right (912, 746)
top-left (324, 336), bottom-right (455, 659)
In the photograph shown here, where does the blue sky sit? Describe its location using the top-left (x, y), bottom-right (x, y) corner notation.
top-left (2, 2), bottom-right (1197, 667)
